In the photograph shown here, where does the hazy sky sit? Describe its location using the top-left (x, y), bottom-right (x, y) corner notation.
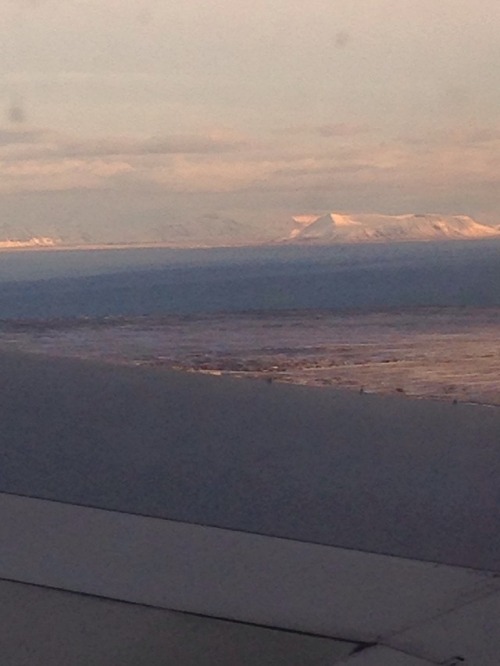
top-left (1, 0), bottom-right (499, 241)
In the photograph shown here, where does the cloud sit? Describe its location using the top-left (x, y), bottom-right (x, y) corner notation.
top-left (0, 128), bottom-right (46, 146)
top-left (0, 158), bottom-right (134, 193)
top-left (0, 126), bottom-right (247, 162)
top-left (0, 121), bottom-right (498, 227)
top-left (59, 134), bottom-right (247, 158)
top-left (0, 125), bottom-right (250, 193)
top-left (404, 125), bottom-right (500, 147)
top-left (314, 124), bottom-right (371, 138)
top-left (278, 123), bottom-right (371, 138)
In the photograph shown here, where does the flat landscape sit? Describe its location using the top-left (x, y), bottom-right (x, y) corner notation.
top-left (2, 306), bottom-right (499, 406)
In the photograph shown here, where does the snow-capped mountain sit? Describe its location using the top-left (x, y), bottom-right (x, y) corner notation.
top-left (0, 214), bottom-right (263, 249)
top-left (0, 236), bottom-right (59, 249)
top-left (2, 212), bottom-right (498, 250)
top-left (284, 213), bottom-right (500, 244)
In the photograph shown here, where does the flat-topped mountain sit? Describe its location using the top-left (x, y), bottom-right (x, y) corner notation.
top-left (284, 213), bottom-right (500, 244)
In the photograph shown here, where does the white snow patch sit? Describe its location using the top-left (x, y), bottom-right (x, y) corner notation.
top-left (0, 237), bottom-right (59, 249)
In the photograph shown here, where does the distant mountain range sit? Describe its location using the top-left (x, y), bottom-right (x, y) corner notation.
top-left (283, 213), bottom-right (500, 244)
top-left (0, 213), bottom-right (499, 249)
top-left (0, 214), bottom-right (261, 249)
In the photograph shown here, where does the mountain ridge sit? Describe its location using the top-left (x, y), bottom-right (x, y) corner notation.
top-left (283, 213), bottom-right (500, 244)
top-left (0, 213), bottom-right (499, 250)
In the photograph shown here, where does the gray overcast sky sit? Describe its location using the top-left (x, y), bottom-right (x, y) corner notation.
top-left (1, 0), bottom-right (499, 241)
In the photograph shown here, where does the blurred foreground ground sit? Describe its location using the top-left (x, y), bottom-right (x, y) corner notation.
top-left (1, 307), bottom-right (499, 405)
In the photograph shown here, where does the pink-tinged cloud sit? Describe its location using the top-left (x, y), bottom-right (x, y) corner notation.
top-left (0, 123), bottom-right (499, 227)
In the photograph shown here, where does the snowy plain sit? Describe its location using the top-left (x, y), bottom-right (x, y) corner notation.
top-left (2, 307), bottom-right (499, 406)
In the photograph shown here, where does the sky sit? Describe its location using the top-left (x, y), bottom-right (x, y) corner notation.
top-left (0, 0), bottom-right (499, 242)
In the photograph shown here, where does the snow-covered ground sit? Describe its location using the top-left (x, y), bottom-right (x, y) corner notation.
top-left (286, 213), bottom-right (500, 244)
top-left (2, 307), bottom-right (499, 406)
